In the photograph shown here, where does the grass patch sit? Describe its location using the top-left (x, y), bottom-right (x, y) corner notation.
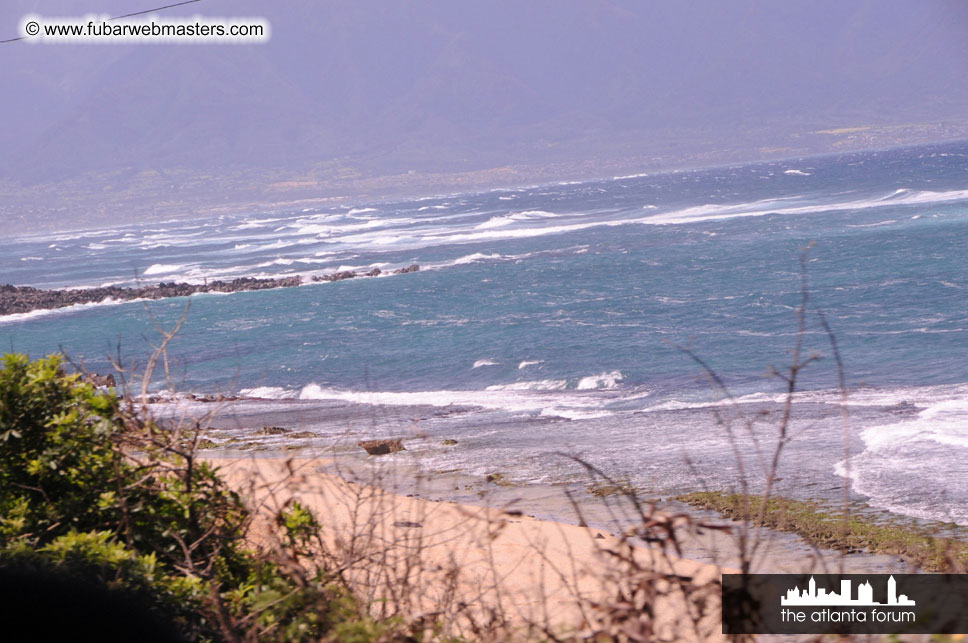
top-left (678, 491), bottom-right (968, 572)
top-left (256, 426), bottom-right (289, 436)
top-left (588, 482), bottom-right (636, 498)
top-left (485, 473), bottom-right (516, 487)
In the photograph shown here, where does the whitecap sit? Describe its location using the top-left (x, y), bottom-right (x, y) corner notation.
top-left (835, 397), bottom-right (968, 524)
top-left (485, 379), bottom-right (568, 391)
top-left (238, 386), bottom-right (298, 399)
top-left (295, 382), bottom-right (620, 418)
top-left (613, 172), bottom-right (650, 180)
top-left (475, 210), bottom-right (558, 230)
top-left (453, 252), bottom-right (502, 265)
top-left (256, 258), bottom-right (296, 267)
top-left (846, 220), bottom-right (897, 228)
top-left (142, 263), bottom-right (184, 276)
top-left (576, 370), bottom-right (624, 390)
top-left (640, 188), bottom-right (968, 226)
top-left (472, 359), bottom-right (499, 368)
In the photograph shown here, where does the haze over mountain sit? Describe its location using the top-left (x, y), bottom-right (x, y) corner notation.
top-left (1, 0), bottom-right (967, 231)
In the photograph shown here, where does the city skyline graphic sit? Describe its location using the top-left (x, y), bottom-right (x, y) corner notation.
top-left (781, 576), bottom-right (916, 607)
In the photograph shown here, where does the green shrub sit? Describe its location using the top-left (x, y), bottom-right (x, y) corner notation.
top-left (0, 354), bottom-right (382, 641)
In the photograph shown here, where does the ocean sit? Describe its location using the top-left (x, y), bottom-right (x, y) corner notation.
top-left (2, 141), bottom-right (967, 526)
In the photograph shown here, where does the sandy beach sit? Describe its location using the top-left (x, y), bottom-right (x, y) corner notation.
top-left (208, 455), bottom-right (729, 640)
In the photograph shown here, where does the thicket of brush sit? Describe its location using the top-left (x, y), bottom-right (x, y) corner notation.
top-left (0, 353), bottom-right (404, 641)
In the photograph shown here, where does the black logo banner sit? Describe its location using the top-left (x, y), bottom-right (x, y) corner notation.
top-left (723, 574), bottom-right (968, 634)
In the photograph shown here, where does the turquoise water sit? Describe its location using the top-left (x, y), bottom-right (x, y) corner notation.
top-left (3, 142), bottom-right (968, 523)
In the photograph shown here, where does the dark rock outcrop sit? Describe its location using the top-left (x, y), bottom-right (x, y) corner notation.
top-left (190, 394), bottom-right (241, 403)
top-left (392, 521), bottom-right (422, 529)
top-left (0, 276), bottom-right (302, 316)
top-left (84, 373), bottom-right (117, 388)
top-left (313, 264), bottom-right (417, 283)
top-left (886, 401), bottom-right (920, 416)
top-left (2, 264), bottom-right (421, 317)
top-left (313, 270), bottom-right (357, 283)
top-left (357, 438), bottom-right (405, 455)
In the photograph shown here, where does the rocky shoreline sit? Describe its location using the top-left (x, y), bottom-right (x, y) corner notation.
top-left (0, 264), bottom-right (419, 316)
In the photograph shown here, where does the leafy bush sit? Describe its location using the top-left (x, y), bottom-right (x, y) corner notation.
top-left (0, 354), bottom-right (386, 641)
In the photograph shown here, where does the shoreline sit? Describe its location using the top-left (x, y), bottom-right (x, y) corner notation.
top-left (148, 393), bottom-right (926, 575)
top-left (201, 447), bottom-right (914, 577)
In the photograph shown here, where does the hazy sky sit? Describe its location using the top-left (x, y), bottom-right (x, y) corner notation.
top-left (2, 0), bottom-right (967, 182)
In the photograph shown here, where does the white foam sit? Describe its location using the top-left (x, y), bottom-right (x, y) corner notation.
top-left (863, 399), bottom-right (968, 449)
top-left (518, 360), bottom-right (543, 369)
top-left (475, 210), bottom-right (559, 230)
top-left (295, 220), bottom-right (386, 236)
top-left (238, 386), bottom-right (298, 399)
top-left (142, 263), bottom-right (184, 276)
top-left (347, 207), bottom-right (378, 215)
top-left (486, 379), bottom-right (568, 391)
top-left (256, 238), bottom-right (317, 251)
top-left (0, 296), bottom-right (153, 325)
top-left (846, 220), bottom-right (897, 228)
top-left (783, 169), bottom-right (812, 176)
top-left (454, 252), bottom-right (502, 265)
top-left (836, 395), bottom-right (968, 524)
top-left (472, 359), bottom-right (499, 368)
top-left (576, 370), bottom-right (624, 390)
top-left (613, 172), bottom-right (650, 180)
top-left (475, 216), bottom-right (515, 229)
top-left (295, 382), bottom-right (621, 418)
top-left (641, 188), bottom-right (968, 226)
top-left (256, 258), bottom-right (297, 267)
top-left (540, 407), bottom-right (611, 420)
